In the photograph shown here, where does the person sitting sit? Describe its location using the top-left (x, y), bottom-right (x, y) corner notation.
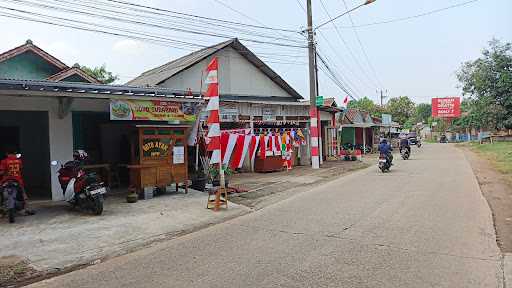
top-left (378, 139), bottom-right (393, 165)
top-left (399, 135), bottom-right (411, 155)
top-left (0, 152), bottom-right (35, 215)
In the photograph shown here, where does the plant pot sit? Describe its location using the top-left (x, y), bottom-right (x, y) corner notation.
top-left (351, 156), bottom-right (357, 161)
top-left (191, 177), bottom-right (207, 191)
top-left (212, 178), bottom-right (229, 187)
top-left (344, 155), bottom-right (351, 161)
top-left (126, 192), bottom-right (138, 203)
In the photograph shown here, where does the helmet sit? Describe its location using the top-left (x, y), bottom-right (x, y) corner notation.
top-left (73, 150), bottom-right (88, 161)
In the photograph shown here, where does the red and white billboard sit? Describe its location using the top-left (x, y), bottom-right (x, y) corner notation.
top-left (432, 97), bottom-right (461, 118)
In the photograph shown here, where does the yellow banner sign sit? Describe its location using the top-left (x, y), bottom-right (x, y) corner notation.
top-left (110, 100), bottom-right (197, 122)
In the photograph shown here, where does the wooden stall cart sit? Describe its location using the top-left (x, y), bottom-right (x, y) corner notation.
top-left (127, 125), bottom-right (189, 195)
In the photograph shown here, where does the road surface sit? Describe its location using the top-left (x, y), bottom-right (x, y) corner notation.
top-left (29, 144), bottom-right (503, 288)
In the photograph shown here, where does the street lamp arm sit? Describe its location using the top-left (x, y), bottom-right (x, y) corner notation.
top-left (315, 0), bottom-right (375, 30)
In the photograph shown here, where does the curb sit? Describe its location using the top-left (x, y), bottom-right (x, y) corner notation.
top-left (505, 253), bottom-right (511, 288)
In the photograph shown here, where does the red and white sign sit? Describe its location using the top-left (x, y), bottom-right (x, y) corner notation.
top-left (432, 97), bottom-right (461, 118)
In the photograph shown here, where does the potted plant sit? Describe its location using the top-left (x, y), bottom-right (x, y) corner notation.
top-left (191, 157), bottom-right (209, 192)
top-left (209, 165), bottom-right (233, 187)
top-left (344, 149), bottom-right (353, 161)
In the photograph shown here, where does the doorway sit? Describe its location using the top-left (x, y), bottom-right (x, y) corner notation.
top-left (0, 111), bottom-right (51, 199)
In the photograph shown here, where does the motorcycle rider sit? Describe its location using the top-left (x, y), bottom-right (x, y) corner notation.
top-left (378, 138), bottom-right (393, 166)
top-left (0, 151), bottom-right (35, 215)
top-left (399, 135), bottom-right (411, 156)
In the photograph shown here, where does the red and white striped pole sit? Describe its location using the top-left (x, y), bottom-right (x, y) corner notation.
top-left (310, 106), bottom-right (320, 169)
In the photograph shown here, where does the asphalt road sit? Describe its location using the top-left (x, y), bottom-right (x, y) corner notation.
top-left (29, 144), bottom-right (503, 288)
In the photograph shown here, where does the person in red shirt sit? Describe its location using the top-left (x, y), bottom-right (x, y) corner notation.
top-left (0, 152), bottom-right (34, 215)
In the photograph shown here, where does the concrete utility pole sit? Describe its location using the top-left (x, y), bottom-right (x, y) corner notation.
top-left (379, 89), bottom-right (387, 106)
top-left (307, 0), bottom-right (320, 169)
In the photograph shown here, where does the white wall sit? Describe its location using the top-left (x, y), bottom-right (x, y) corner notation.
top-left (0, 95), bottom-right (109, 200)
top-left (161, 47), bottom-right (294, 98)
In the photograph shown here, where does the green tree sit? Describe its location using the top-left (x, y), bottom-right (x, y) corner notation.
top-left (385, 96), bottom-right (416, 125)
top-left (80, 64), bottom-right (119, 84)
top-left (347, 96), bottom-right (383, 117)
top-left (413, 103), bottom-right (432, 124)
top-left (456, 39), bottom-right (512, 130)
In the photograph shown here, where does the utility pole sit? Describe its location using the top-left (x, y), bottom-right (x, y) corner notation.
top-left (307, 0), bottom-right (320, 169)
top-left (379, 89), bottom-right (387, 106)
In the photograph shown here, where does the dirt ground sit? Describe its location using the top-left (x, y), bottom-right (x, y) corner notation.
top-left (460, 146), bottom-right (512, 253)
top-left (0, 256), bottom-right (39, 288)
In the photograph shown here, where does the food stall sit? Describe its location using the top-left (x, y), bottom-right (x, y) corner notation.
top-left (127, 125), bottom-right (189, 194)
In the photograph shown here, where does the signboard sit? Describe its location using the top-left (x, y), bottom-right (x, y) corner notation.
top-left (110, 100), bottom-right (198, 122)
top-left (432, 97), bottom-right (461, 118)
top-left (262, 106), bottom-right (276, 121)
top-left (316, 96), bottom-right (324, 107)
top-left (173, 146), bottom-right (185, 164)
top-left (382, 114), bottom-right (392, 126)
top-left (142, 138), bottom-right (170, 158)
top-left (220, 102), bottom-right (238, 121)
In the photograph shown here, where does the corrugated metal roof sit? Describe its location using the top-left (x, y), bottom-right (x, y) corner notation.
top-left (0, 78), bottom-right (202, 101)
top-left (127, 38), bottom-right (303, 100)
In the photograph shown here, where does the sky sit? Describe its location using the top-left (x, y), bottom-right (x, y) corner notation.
top-left (0, 0), bottom-right (510, 104)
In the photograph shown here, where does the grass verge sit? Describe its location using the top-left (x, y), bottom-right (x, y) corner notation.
top-left (468, 142), bottom-right (512, 180)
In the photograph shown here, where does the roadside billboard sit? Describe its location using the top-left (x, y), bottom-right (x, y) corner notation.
top-left (432, 97), bottom-right (461, 118)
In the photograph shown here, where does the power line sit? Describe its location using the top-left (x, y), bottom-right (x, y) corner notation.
top-left (63, 0), bottom-right (304, 43)
top-left (296, 0), bottom-right (362, 99)
top-left (104, 0), bottom-right (300, 33)
top-left (315, 0), bottom-right (369, 30)
top-left (0, 7), bottom-right (307, 65)
top-left (328, 0), bottom-right (481, 29)
top-left (317, 0), bottom-right (380, 90)
top-left (340, 0), bottom-right (383, 88)
top-left (4, 0), bottom-right (307, 48)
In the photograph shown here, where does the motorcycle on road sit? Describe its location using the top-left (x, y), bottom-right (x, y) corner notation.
top-left (378, 153), bottom-right (391, 173)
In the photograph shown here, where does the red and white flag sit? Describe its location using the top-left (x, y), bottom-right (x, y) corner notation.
top-left (205, 57), bottom-right (221, 164)
top-left (341, 95), bottom-right (350, 108)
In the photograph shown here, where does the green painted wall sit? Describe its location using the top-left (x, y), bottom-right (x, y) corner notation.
top-left (61, 74), bottom-right (90, 83)
top-left (341, 127), bottom-right (355, 145)
top-left (0, 51), bottom-right (61, 80)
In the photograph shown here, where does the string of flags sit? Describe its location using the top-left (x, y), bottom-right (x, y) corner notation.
top-left (204, 129), bottom-right (307, 170)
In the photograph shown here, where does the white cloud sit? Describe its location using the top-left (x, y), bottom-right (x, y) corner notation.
top-left (112, 39), bottom-right (144, 55)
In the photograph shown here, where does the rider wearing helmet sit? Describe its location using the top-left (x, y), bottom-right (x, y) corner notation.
top-left (399, 134), bottom-right (411, 155)
top-left (378, 138), bottom-right (393, 165)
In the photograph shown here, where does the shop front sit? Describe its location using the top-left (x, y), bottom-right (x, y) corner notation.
top-left (0, 79), bottom-right (202, 200)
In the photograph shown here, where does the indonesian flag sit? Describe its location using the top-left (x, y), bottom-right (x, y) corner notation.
top-left (341, 95), bottom-right (350, 108)
top-left (249, 135), bottom-right (259, 164)
top-left (205, 57), bottom-right (221, 164)
top-left (229, 134), bottom-right (246, 170)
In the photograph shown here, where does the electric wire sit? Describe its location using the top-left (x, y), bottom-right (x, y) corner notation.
top-left (340, 0), bottom-right (383, 88)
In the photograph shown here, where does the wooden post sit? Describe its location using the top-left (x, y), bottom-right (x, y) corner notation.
top-left (363, 127), bottom-right (366, 155)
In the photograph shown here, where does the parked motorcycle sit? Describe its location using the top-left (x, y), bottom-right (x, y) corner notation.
top-left (378, 153), bottom-right (391, 173)
top-left (51, 150), bottom-right (106, 215)
top-left (0, 153), bottom-right (27, 223)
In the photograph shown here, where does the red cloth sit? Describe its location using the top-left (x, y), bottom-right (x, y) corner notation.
top-left (0, 154), bottom-right (24, 186)
top-left (248, 136), bottom-right (257, 161)
top-left (229, 135), bottom-right (246, 170)
top-left (259, 135), bottom-right (266, 160)
top-left (220, 132), bottom-right (229, 161)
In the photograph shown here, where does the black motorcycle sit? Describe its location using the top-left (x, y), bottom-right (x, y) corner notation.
top-left (1, 179), bottom-right (25, 223)
top-left (400, 147), bottom-right (410, 160)
top-left (378, 153), bottom-right (391, 173)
